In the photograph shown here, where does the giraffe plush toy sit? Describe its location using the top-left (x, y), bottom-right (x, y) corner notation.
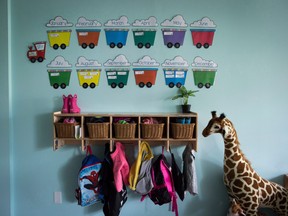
top-left (202, 111), bottom-right (288, 216)
top-left (227, 199), bottom-right (245, 216)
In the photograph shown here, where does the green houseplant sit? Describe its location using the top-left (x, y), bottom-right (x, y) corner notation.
top-left (172, 86), bottom-right (198, 113)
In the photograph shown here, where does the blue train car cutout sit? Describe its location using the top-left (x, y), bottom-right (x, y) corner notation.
top-left (163, 68), bottom-right (188, 88)
top-left (104, 29), bottom-right (129, 48)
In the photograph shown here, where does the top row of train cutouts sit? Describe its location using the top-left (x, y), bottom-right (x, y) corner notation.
top-left (44, 15), bottom-right (216, 50)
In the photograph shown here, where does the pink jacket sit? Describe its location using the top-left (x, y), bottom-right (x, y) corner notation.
top-left (110, 142), bottom-right (130, 192)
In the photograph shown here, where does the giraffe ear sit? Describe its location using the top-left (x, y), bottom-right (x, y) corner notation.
top-left (211, 111), bottom-right (217, 118)
top-left (220, 113), bottom-right (226, 119)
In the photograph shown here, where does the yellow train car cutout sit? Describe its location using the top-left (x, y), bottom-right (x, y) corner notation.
top-left (47, 30), bottom-right (72, 50)
top-left (77, 69), bottom-right (101, 89)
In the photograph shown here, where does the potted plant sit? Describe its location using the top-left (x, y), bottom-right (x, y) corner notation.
top-left (172, 86), bottom-right (198, 113)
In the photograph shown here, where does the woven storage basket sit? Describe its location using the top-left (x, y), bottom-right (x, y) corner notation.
top-left (114, 123), bottom-right (136, 139)
top-left (87, 122), bottom-right (109, 138)
top-left (54, 122), bottom-right (79, 138)
top-left (171, 123), bottom-right (195, 139)
top-left (141, 123), bottom-right (164, 139)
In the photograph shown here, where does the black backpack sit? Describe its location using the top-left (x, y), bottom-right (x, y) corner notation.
top-left (99, 143), bottom-right (127, 216)
top-left (146, 148), bottom-right (179, 216)
top-left (170, 149), bottom-right (185, 201)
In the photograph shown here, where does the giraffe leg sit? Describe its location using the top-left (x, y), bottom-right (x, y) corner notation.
top-left (241, 201), bottom-right (259, 216)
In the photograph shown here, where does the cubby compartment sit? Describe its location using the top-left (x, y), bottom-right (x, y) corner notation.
top-left (140, 116), bottom-right (166, 139)
top-left (52, 112), bottom-right (198, 151)
top-left (54, 116), bottom-right (81, 138)
top-left (84, 116), bottom-right (110, 139)
top-left (169, 116), bottom-right (197, 139)
top-left (112, 116), bottom-right (138, 139)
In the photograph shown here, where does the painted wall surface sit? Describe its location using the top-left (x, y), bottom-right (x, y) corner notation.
top-left (0, 0), bottom-right (12, 215)
top-left (2, 0), bottom-right (288, 215)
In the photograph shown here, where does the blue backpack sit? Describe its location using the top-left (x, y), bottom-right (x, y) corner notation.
top-left (75, 145), bottom-right (102, 207)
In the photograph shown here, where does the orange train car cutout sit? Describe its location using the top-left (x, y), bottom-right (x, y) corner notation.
top-left (76, 29), bottom-right (101, 49)
top-left (133, 68), bottom-right (158, 88)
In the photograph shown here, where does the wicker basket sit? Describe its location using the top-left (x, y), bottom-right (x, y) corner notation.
top-left (171, 123), bottom-right (195, 139)
top-left (54, 122), bottom-right (79, 138)
top-left (114, 123), bottom-right (136, 139)
top-left (87, 122), bottom-right (109, 138)
top-left (141, 123), bottom-right (164, 139)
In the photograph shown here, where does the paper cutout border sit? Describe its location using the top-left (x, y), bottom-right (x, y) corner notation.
top-left (161, 15), bottom-right (188, 27)
top-left (104, 54), bottom-right (130, 67)
top-left (76, 17), bottom-right (102, 27)
top-left (46, 16), bottom-right (73, 27)
top-left (76, 56), bottom-right (102, 67)
top-left (47, 55), bottom-right (72, 68)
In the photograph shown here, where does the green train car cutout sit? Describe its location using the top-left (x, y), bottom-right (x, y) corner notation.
top-left (47, 69), bottom-right (71, 89)
top-left (192, 69), bottom-right (217, 88)
top-left (105, 69), bottom-right (129, 88)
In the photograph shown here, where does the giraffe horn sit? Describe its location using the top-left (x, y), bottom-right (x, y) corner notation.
top-left (220, 113), bottom-right (226, 119)
top-left (211, 111), bottom-right (217, 118)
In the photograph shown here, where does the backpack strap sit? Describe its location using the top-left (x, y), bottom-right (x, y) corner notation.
top-left (85, 145), bottom-right (92, 156)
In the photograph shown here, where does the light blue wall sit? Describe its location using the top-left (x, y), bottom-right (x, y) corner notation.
top-left (2, 0), bottom-right (288, 215)
top-left (0, 0), bottom-right (12, 215)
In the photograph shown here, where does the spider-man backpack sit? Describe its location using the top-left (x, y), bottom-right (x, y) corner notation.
top-left (75, 145), bottom-right (102, 207)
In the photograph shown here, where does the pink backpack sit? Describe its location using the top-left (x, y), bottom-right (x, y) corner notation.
top-left (146, 149), bottom-right (178, 216)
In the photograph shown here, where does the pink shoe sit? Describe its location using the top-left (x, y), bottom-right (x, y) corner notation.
top-left (61, 95), bottom-right (69, 113)
top-left (69, 94), bottom-right (81, 113)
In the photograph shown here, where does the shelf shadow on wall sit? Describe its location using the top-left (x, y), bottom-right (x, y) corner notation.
top-left (183, 159), bottom-right (229, 215)
top-left (58, 146), bottom-right (103, 214)
top-left (34, 112), bottom-right (54, 150)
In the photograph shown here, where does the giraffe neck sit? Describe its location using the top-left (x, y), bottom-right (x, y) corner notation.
top-left (222, 121), bottom-right (253, 182)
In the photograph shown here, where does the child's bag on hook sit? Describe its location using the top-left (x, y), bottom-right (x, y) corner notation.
top-left (75, 145), bottom-right (102, 206)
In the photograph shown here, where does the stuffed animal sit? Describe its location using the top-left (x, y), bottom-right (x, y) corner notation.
top-left (227, 199), bottom-right (245, 216)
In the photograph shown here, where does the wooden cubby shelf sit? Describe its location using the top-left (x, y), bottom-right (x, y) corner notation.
top-left (53, 111), bottom-right (198, 151)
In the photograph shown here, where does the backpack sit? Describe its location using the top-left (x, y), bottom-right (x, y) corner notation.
top-left (75, 145), bottom-right (102, 207)
top-left (170, 148), bottom-right (185, 201)
top-left (147, 148), bottom-right (179, 216)
top-left (100, 143), bottom-right (128, 216)
top-left (129, 141), bottom-right (154, 195)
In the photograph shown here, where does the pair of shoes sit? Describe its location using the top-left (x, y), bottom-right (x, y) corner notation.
top-left (63, 117), bottom-right (77, 123)
top-left (62, 94), bottom-right (81, 113)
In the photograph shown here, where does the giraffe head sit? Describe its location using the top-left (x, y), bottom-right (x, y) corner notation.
top-left (202, 111), bottom-right (237, 141)
top-left (202, 111), bottom-right (228, 137)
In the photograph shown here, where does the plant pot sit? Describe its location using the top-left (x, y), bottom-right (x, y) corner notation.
top-left (181, 104), bottom-right (191, 113)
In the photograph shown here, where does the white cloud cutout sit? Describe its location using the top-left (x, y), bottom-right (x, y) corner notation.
top-left (132, 56), bottom-right (159, 67)
top-left (161, 56), bottom-right (189, 67)
top-left (75, 17), bottom-right (102, 27)
top-left (75, 56), bottom-right (101, 67)
top-left (190, 17), bottom-right (216, 28)
top-left (132, 16), bottom-right (158, 27)
top-left (104, 16), bottom-right (130, 27)
top-left (191, 56), bottom-right (218, 69)
top-left (104, 54), bottom-right (130, 67)
top-left (46, 16), bottom-right (73, 27)
top-left (161, 15), bottom-right (187, 27)
top-left (47, 56), bottom-right (72, 68)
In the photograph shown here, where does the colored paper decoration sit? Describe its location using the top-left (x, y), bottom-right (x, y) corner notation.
top-left (75, 56), bottom-right (102, 89)
top-left (104, 16), bottom-right (130, 48)
top-left (75, 17), bottom-right (102, 49)
top-left (132, 56), bottom-right (160, 88)
top-left (27, 41), bottom-right (46, 63)
top-left (162, 56), bottom-right (189, 88)
top-left (46, 16), bottom-right (73, 50)
top-left (161, 15), bottom-right (188, 48)
top-left (104, 55), bottom-right (130, 88)
top-left (132, 17), bottom-right (158, 49)
top-left (47, 56), bottom-right (72, 89)
top-left (190, 17), bottom-right (216, 49)
top-left (191, 56), bottom-right (218, 88)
